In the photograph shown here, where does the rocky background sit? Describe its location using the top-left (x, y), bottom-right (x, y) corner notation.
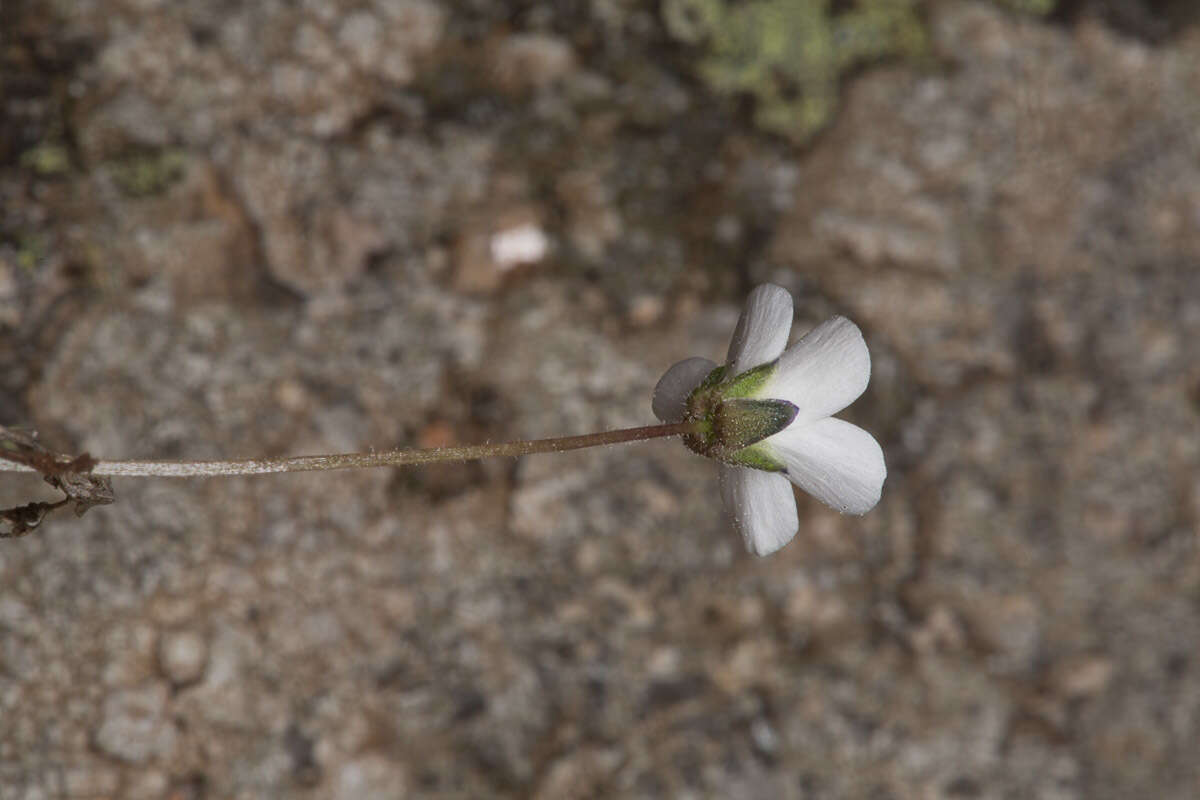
top-left (2, 0), bottom-right (1199, 797)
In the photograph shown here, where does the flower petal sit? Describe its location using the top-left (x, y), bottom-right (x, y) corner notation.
top-left (758, 316), bottom-right (870, 421)
top-left (718, 463), bottom-right (799, 556)
top-left (652, 357), bottom-right (717, 422)
top-left (764, 417), bottom-right (886, 515)
top-left (726, 284), bottom-right (793, 377)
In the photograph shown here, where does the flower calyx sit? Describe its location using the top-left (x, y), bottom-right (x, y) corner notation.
top-left (681, 362), bottom-right (797, 469)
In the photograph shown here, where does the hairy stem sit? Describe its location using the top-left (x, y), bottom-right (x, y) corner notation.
top-left (0, 422), bottom-right (695, 478)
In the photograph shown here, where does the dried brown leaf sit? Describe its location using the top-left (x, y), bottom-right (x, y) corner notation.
top-left (0, 425), bottom-right (115, 536)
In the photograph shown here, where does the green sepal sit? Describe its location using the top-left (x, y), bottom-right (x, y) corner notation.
top-left (713, 398), bottom-right (798, 452)
top-left (724, 443), bottom-right (787, 473)
top-left (719, 362), bottom-right (774, 399)
top-left (696, 364), bottom-right (728, 392)
top-left (684, 365), bottom-right (725, 425)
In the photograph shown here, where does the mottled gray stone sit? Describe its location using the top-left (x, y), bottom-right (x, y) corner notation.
top-left (3, 1), bottom-right (1199, 798)
top-left (93, 685), bottom-right (177, 765)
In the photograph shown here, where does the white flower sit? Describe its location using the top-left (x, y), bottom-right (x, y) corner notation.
top-left (652, 284), bottom-right (886, 556)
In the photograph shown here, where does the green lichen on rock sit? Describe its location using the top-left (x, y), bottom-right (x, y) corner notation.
top-left (19, 142), bottom-right (71, 176)
top-left (111, 149), bottom-right (187, 197)
top-left (993, 0), bottom-right (1056, 14)
top-left (14, 233), bottom-right (47, 273)
top-left (663, 0), bottom-right (928, 143)
top-left (663, 0), bottom-right (1056, 143)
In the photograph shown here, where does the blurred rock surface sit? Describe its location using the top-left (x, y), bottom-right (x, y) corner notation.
top-left (1, 1), bottom-right (1199, 798)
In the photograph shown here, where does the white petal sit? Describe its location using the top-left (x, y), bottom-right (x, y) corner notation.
top-left (764, 417), bottom-right (886, 515)
top-left (759, 316), bottom-right (870, 420)
top-left (726, 284), bottom-right (793, 376)
top-left (718, 463), bottom-right (799, 556)
top-left (652, 357), bottom-right (717, 422)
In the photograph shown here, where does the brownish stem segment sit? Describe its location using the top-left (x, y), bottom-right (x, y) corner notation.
top-left (0, 422), bottom-right (695, 478)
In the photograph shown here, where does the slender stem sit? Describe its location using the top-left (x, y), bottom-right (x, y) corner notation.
top-left (0, 422), bottom-right (694, 478)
